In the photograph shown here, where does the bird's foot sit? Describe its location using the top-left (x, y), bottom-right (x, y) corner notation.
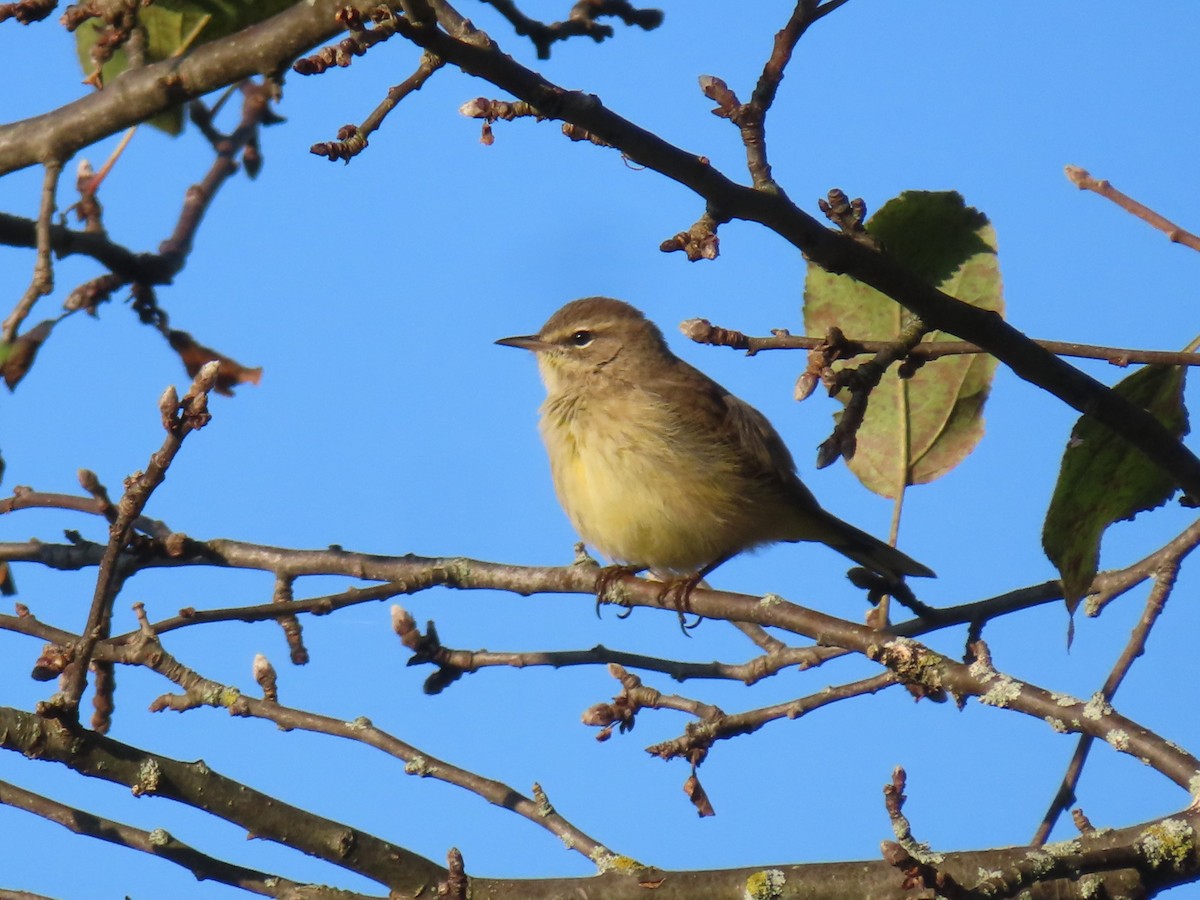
top-left (656, 573), bottom-right (705, 635)
top-left (594, 565), bottom-right (644, 619)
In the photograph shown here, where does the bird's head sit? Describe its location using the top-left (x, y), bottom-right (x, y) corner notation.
top-left (496, 297), bottom-right (672, 394)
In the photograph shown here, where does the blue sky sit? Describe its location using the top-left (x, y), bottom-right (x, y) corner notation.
top-left (3, 3), bottom-right (1200, 897)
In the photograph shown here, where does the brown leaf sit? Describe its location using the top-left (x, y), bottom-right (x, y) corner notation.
top-left (166, 329), bottom-right (262, 397)
top-left (0, 561), bottom-right (16, 596)
top-left (683, 772), bottom-right (716, 817)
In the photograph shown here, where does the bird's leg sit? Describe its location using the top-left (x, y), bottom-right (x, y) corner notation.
top-left (656, 553), bottom-right (735, 634)
top-left (658, 573), bottom-right (706, 633)
top-left (594, 565), bottom-right (646, 619)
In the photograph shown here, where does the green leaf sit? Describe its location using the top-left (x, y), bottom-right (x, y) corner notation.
top-left (804, 191), bottom-right (1004, 498)
top-left (73, 0), bottom-right (295, 134)
top-left (1043, 364), bottom-right (1189, 614)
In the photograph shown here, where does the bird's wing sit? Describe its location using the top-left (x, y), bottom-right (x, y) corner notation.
top-left (651, 357), bottom-right (819, 507)
top-left (719, 389), bottom-right (820, 505)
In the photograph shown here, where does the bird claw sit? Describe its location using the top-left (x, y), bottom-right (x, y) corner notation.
top-left (593, 565), bottom-right (643, 618)
top-left (592, 566), bottom-right (706, 634)
top-left (657, 573), bottom-right (705, 636)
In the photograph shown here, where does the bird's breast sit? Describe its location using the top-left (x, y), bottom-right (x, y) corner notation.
top-left (538, 387), bottom-right (785, 572)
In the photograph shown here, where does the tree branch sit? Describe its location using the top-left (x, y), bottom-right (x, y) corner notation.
top-left (348, 3), bottom-right (1200, 501)
top-left (52, 361), bottom-right (220, 717)
top-left (0, 778), bottom-right (303, 897)
top-left (0, 706), bottom-right (447, 892)
top-left (681, 316), bottom-right (1200, 369)
top-left (1, 160), bottom-right (60, 343)
top-left (0, 0), bottom-right (351, 176)
top-left (1066, 164), bottom-right (1200, 253)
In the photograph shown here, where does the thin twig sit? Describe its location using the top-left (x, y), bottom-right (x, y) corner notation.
top-left (310, 50), bottom-right (444, 162)
top-left (643, 672), bottom-right (899, 760)
top-left (680, 317), bottom-right (1200, 369)
top-left (1032, 559), bottom-right (1183, 845)
top-left (115, 621), bottom-right (620, 866)
top-left (816, 315), bottom-right (928, 468)
top-left (707, 0), bottom-right (851, 190)
top-left (881, 768), bottom-right (968, 897)
top-left (1066, 165), bottom-right (1200, 253)
top-left (0, 486), bottom-right (173, 538)
top-left (477, 0), bottom-right (663, 60)
top-left (52, 361), bottom-right (220, 717)
top-left (2, 160), bottom-right (61, 344)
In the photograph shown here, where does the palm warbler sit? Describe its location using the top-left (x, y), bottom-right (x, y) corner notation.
top-left (497, 297), bottom-right (934, 583)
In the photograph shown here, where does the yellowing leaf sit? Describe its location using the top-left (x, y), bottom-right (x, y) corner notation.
top-left (804, 191), bottom-right (1004, 497)
top-left (2, 320), bottom-right (55, 391)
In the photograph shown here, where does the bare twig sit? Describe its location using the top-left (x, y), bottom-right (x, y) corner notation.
top-left (113, 621), bottom-right (621, 866)
top-left (582, 663), bottom-right (724, 744)
top-left (292, 4), bottom-right (404, 76)
top-left (681, 317), bottom-right (1200, 369)
top-left (0, 486), bottom-right (172, 538)
top-left (0, 0), bottom-right (56, 23)
top-left (310, 50), bottom-right (444, 162)
top-left (1086, 517), bottom-right (1200, 616)
top-left (0, 212), bottom-right (174, 285)
top-left (1066, 165), bottom-right (1200, 253)
top-left (2, 160), bottom-right (61, 344)
top-left (659, 209), bottom-right (723, 261)
top-left (700, 0), bottom-right (850, 190)
top-left (882, 768), bottom-right (967, 897)
top-left (478, 0), bottom-right (663, 59)
top-left (644, 672), bottom-right (898, 761)
top-left (51, 362), bottom-right (221, 718)
top-left (815, 315), bottom-right (928, 468)
top-left (159, 81), bottom-right (281, 268)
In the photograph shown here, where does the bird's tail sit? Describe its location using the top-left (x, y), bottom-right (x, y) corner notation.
top-left (811, 510), bottom-right (935, 580)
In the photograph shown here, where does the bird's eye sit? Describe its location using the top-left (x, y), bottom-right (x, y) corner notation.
top-left (569, 330), bottom-right (594, 347)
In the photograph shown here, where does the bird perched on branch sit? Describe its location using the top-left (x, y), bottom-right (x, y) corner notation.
top-left (497, 297), bottom-right (933, 608)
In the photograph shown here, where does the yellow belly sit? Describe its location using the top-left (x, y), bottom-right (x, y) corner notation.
top-left (540, 392), bottom-right (779, 572)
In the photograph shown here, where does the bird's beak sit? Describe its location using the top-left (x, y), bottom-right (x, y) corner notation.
top-left (495, 334), bottom-right (551, 352)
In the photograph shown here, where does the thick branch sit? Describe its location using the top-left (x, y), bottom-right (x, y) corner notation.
top-left (389, 10), bottom-right (1200, 500)
top-left (7, 4), bottom-right (1198, 500)
top-left (0, 0), bottom-right (351, 175)
top-left (0, 779), bottom-right (301, 896)
top-left (0, 707), bottom-right (446, 892)
top-left (5, 527), bottom-right (1194, 794)
top-left (0, 211), bottom-right (176, 283)
top-left (0, 706), bottom-right (1192, 898)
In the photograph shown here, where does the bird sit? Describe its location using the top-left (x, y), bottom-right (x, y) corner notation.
top-left (496, 297), bottom-right (934, 605)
